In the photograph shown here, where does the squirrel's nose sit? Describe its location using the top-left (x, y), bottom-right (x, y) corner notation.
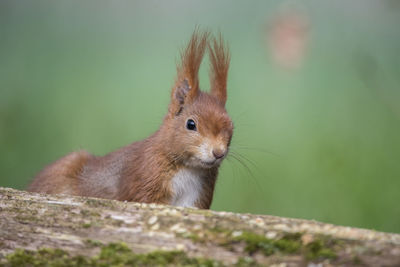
top-left (212, 149), bottom-right (225, 159)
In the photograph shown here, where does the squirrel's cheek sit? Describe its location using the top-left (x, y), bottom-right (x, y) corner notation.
top-left (197, 141), bottom-right (213, 161)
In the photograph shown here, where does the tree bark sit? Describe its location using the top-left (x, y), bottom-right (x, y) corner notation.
top-left (0, 187), bottom-right (399, 266)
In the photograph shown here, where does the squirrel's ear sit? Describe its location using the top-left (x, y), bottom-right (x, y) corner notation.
top-left (209, 34), bottom-right (230, 106)
top-left (169, 30), bottom-right (208, 116)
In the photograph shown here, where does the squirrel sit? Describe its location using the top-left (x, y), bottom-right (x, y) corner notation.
top-left (28, 30), bottom-right (233, 209)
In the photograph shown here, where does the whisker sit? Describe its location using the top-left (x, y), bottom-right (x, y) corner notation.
top-left (230, 150), bottom-right (260, 172)
top-left (228, 153), bottom-right (255, 178)
top-left (225, 157), bottom-right (239, 187)
top-left (232, 149), bottom-right (274, 179)
top-left (227, 153), bottom-right (265, 196)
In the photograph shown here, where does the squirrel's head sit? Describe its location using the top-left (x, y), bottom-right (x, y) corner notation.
top-left (164, 30), bottom-right (233, 169)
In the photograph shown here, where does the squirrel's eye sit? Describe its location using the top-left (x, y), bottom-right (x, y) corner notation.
top-left (186, 119), bottom-right (197, 131)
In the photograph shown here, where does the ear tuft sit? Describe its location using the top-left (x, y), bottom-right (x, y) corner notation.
top-left (176, 29), bottom-right (209, 91)
top-left (170, 30), bottom-right (209, 116)
top-left (208, 33), bottom-right (230, 106)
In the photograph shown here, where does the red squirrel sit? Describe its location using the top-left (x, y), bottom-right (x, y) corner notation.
top-left (28, 31), bottom-right (233, 209)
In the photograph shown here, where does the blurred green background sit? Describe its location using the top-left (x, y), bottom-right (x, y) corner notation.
top-left (1, 1), bottom-right (399, 233)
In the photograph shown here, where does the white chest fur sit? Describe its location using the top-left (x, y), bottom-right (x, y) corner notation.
top-left (170, 168), bottom-right (204, 208)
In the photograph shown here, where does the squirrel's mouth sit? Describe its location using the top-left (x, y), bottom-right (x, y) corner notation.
top-left (186, 155), bottom-right (224, 169)
top-left (201, 160), bottom-right (216, 166)
top-left (199, 158), bottom-right (224, 168)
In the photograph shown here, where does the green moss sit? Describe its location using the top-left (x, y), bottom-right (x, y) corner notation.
top-left (352, 255), bottom-right (362, 265)
top-left (84, 239), bottom-right (103, 247)
top-left (233, 232), bottom-right (337, 262)
top-left (82, 223), bottom-right (92, 228)
top-left (305, 239), bottom-right (337, 260)
top-left (273, 239), bottom-right (301, 254)
top-left (15, 214), bottom-right (38, 223)
top-left (2, 242), bottom-right (224, 267)
top-left (85, 198), bottom-right (114, 208)
top-left (235, 257), bottom-right (259, 267)
top-left (5, 248), bottom-right (87, 267)
top-left (235, 232), bottom-right (273, 255)
top-left (181, 233), bottom-right (204, 243)
top-left (233, 232), bottom-right (301, 256)
top-left (210, 227), bottom-right (231, 234)
top-left (79, 209), bottom-right (91, 217)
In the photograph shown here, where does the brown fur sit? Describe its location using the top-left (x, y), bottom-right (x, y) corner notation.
top-left (209, 34), bottom-right (230, 105)
top-left (28, 30), bottom-right (232, 209)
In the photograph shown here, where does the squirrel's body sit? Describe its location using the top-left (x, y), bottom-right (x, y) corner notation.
top-left (28, 31), bottom-right (232, 209)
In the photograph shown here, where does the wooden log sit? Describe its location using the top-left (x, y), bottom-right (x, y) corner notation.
top-left (0, 187), bottom-right (399, 266)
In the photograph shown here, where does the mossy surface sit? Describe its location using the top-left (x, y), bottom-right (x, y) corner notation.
top-left (82, 223), bottom-right (92, 228)
top-left (179, 225), bottom-right (338, 263)
top-left (84, 239), bottom-right (103, 248)
top-left (2, 243), bottom-right (225, 267)
top-left (305, 239), bottom-right (337, 260)
top-left (85, 198), bottom-right (115, 208)
top-left (232, 231), bottom-right (336, 261)
top-left (2, 187), bottom-right (399, 267)
top-left (233, 232), bottom-right (302, 256)
top-left (0, 242), bottom-right (269, 267)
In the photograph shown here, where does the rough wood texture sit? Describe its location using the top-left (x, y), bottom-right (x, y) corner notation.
top-left (0, 187), bottom-right (399, 266)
